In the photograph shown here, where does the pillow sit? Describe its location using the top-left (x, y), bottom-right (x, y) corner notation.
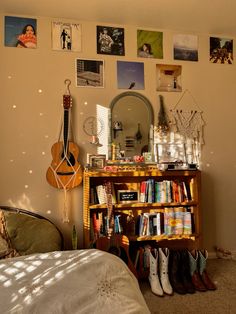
top-left (0, 209), bottom-right (19, 259)
top-left (0, 235), bottom-right (9, 256)
top-left (3, 210), bottom-right (62, 255)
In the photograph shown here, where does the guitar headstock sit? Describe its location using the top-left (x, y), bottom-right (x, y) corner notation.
top-left (63, 94), bottom-right (72, 109)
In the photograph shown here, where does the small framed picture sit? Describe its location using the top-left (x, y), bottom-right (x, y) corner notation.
top-left (88, 154), bottom-right (106, 169)
top-left (117, 190), bottom-right (140, 204)
top-left (156, 143), bottom-right (187, 164)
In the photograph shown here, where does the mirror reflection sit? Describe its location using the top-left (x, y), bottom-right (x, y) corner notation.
top-left (110, 92), bottom-right (154, 159)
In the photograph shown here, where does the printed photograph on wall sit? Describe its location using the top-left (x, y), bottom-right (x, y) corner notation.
top-left (97, 25), bottom-right (125, 56)
top-left (52, 22), bottom-right (81, 51)
top-left (173, 34), bottom-right (198, 61)
top-left (5, 16), bottom-right (37, 48)
top-left (76, 59), bottom-right (104, 88)
top-left (156, 64), bottom-right (182, 92)
top-left (209, 37), bottom-right (233, 64)
top-left (137, 29), bottom-right (163, 59)
top-left (117, 61), bottom-right (144, 90)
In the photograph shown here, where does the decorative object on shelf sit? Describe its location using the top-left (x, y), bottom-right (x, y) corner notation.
top-left (157, 95), bottom-right (169, 134)
top-left (156, 143), bottom-right (187, 165)
top-left (46, 80), bottom-right (82, 222)
top-left (88, 154), bottom-right (106, 169)
top-left (83, 116), bottom-right (104, 147)
top-left (117, 190), bottom-right (140, 204)
top-left (113, 121), bottom-right (123, 139)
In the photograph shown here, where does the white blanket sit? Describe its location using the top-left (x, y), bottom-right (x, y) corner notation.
top-left (0, 249), bottom-right (150, 314)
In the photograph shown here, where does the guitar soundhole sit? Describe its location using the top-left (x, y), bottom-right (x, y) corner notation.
top-left (61, 152), bottom-right (76, 166)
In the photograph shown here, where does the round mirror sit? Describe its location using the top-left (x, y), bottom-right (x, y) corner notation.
top-left (109, 91), bottom-right (154, 158)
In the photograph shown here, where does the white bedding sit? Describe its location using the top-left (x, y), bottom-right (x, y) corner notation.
top-left (0, 249), bottom-right (150, 314)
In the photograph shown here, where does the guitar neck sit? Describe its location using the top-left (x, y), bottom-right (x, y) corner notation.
top-left (63, 109), bottom-right (69, 153)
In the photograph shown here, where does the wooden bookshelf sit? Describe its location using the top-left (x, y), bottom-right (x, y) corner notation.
top-left (83, 168), bottom-right (202, 251)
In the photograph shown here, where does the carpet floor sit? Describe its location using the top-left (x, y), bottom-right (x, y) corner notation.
top-left (139, 258), bottom-right (236, 314)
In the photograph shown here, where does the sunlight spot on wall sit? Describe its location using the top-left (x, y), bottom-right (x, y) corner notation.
top-left (128, 108), bottom-right (132, 111)
top-left (38, 89), bottom-right (43, 93)
top-left (10, 159), bottom-right (14, 162)
top-left (12, 105), bottom-right (17, 109)
top-left (42, 151), bottom-right (46, 155)
top-left (8, 75), bottom-right (12, 79)
top-left (24, 185), bottom-right (29, 189)
top-left (46, 210), bottom-right (51, 214)
top-left (206, 163), bottom-right (210, 167)
top-left (39, 112), bottom-right (43, 116)
top-left (22, 151), bottom-right (26, 155)
top-left (28, 170), bottom-right (33, 174)
top-left (80, 112), bottom-right (84, 115)
top-left (44, 135), bottom-right (49, 138)
top-left (210, 151), bottom-right (214, 154)
top-left (84, 101), bottom-right (88, 106)
top-left (45, 194), bottom-right (50, 198)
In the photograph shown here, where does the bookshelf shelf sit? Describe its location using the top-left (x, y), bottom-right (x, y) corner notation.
top-left (89, 200), bottom-right (198, 210)
top-left (83, 168), bottom-right (202, 252)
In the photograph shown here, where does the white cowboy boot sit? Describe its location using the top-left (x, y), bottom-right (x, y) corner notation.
top-left (159, 248), bottom-right (173, 295)
top-left (148, 248), bottom-right (163, 296)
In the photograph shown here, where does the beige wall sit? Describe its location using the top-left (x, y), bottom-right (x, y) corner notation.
top-left (1, 14), bottom-right (236, 252)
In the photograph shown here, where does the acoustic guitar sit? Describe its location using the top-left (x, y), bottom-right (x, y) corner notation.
top-left (95, 181), bottom-right (137, 277)
top-left (46, 89), bottom-right (82, 189)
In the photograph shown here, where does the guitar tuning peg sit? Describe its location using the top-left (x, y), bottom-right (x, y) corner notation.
top-left (64, 79), bottom-right (71, 95)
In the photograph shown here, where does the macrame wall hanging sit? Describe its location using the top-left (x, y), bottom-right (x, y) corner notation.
top-left (169, 89), bottom-right (205, 165)
top-left (46, 80), bottom-right (83, 223)
top-left (170, 89), bottom-right (205, 145)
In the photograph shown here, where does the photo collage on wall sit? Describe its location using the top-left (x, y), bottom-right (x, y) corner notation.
top-left (3, 16), bottom-right (234, 90)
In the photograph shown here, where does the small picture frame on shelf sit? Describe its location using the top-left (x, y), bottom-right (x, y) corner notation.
top-left (88, 154), bottom-right (106, 169)
top-left (156, 143), bottom-right (187, 164)
top-left (117, 190), bottom-right (140, 204)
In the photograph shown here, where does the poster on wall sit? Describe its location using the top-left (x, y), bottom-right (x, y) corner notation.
top-left (209, 37), bottom-right (233, 64)
top-left (137, 29), bottom-right (163, 59)
top-left (76, 59), bottom-right (104, 88)
top-left (52, 22), bottom-right (81, 51)
top-left (173, 34), bottom-right (198, 61)
top-left (96, 25), bottom-right (125, 56)
top-left (4, 16), bottom-right (37, 48)
top-left (117, 61), bottom-right (144, 90)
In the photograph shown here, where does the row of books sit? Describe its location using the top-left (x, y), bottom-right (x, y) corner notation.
top-left (90, 179), bottom-right (194, 205)
top-left (90, 207), bottom-right (194, 241)
top-left (138, 207), bottom-right (193, 237)
top-left (140, 179), bottom-right (193, 203)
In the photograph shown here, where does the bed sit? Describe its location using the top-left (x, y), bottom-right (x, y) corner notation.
top-left (0, 207), bottom-right (150, 314)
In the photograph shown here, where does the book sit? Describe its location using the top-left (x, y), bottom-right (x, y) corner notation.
top-left (96, 185), bottom-right (107, 204)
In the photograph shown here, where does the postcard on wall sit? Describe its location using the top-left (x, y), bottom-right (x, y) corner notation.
top-left (5, 16), bottom-right (37, 48)
top-left (97, 25), bottom-right (125, 56)
top-left (173, 34), bottom-right (198, 61)
top-left (117, 61), bottom-right (144, 90)
top-left (76, 59), bottom-right (104, 88)
top-left (137, 29), bottom-right (163, 59)
top-left (209, 37), bottom-right (233, 64)
top-left (52, 22), bottom-right (81, 52)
